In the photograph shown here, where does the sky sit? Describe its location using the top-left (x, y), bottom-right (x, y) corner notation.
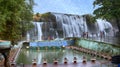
top-left (33, 0), bottom-right (96, 15)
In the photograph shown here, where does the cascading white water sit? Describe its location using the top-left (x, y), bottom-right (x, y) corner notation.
top-left (27, 22), bottom-right (43, 41)
top-left (97, 19), bottom-right (114, 36)
top-left (26, 32), bottom-right (30, 42)
top-left (52, 12), bottom-right (114, 37)
top-left (27, 12), bottom-right (114, 41)
top-left (55, 31), bottom-right (59, 38)
top-left (36, 22), bottom-right (43, 41)
top-left (53, 13), bottom-right (88, 38)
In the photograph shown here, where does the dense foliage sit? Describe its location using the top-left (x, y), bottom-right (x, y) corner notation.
top-left (83, 14), bottom-right (96, 23)
top-left (39, 12), bottom-right (55, 22)
top-left (0, 0), bottom-right (34, 45)
top-left (33, 12), bottom-right (41, 21)
top-left (93, 0), bottom-right (120, 32)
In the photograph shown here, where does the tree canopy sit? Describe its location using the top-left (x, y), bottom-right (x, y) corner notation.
top-left (40, 12), bottom-right (56, 22)
top-left (83, 14), bottom-right (96, 23)
top-left (33, 12), bottom-right (41, 22)
top-left (0, 0), bottom-right (34, 45)
top-left (93, 0), bottom-right (120, 32)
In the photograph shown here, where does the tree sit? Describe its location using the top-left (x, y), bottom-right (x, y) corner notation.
top-left (93, 0), bottom-right (120, 32)
top-left (33, 13), bottom-right (41, 21)
top-left (40, 12), bottom-right (56, 22)
top-left (83, 14), bottom-right (96, 23)
top-left (0, 0), bottom-right (34, 45)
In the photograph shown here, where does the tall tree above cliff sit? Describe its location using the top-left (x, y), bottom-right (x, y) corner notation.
top-left (0, 0), bottom-right (34, 45)
top-left (93, 0), bottom-right (120, 32)
top-left (83, 14), bottom-right (96, 23)
top-left (33, 13), bottom-right (41, 21)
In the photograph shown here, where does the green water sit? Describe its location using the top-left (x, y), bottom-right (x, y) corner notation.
top-left (16, 48), bottom-right (103, 64)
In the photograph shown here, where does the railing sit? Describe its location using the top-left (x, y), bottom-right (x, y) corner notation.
top-left (14, 61), bottom-right (118, 67)
top-left (85, 36), bottom-right (120, 45)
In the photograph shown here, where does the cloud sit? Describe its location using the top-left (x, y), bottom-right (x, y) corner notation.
top-left (33, 0), bottom-right (95, 15)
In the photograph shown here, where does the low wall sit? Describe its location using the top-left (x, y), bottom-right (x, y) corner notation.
top-left (77, 38), bottom-right (120, 56)
top-left (0, 40), bottom-right (11, 48)
top-left (29, 40), bottom-right (74, 47)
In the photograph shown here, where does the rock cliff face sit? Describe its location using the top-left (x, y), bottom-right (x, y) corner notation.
top-left (27, 12), bottom-right (114, 41)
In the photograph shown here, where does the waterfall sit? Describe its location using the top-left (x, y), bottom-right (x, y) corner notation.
top-left (27, 22), bottom-right (43, 41)
top-left (52, 13), bottom-right (88, 38)
top-left (26, 32), bottom-right (30, 42)
top-left (97, 19), bottom-right (114, 36)
top-left (36, 22), bottom-right (43, 41)
top-left (27, 12), bottom-right (114, 41)
top-left (52, 12), bottom-right (114, 38)
top-left (55, 31), bottom-right (59, 38)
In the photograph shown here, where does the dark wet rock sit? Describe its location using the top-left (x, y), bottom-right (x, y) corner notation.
top-left (112, 55), bottom-right (120, 64)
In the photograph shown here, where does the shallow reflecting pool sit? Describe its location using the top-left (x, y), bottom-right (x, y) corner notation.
top-left (16, 47), bottom-right (104, 64)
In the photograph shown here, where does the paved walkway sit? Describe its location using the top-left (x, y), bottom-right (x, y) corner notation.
top-left (0, 41), bottom-right (24, 67)
top-left (69, 46), bottom-right (111, 60)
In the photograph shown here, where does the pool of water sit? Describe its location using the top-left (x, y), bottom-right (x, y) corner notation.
top-left (16, 47), bottom-right (104, 65)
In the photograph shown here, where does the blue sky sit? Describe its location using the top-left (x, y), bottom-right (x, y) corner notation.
top-left (33, 0), bottom-right (96, 15)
